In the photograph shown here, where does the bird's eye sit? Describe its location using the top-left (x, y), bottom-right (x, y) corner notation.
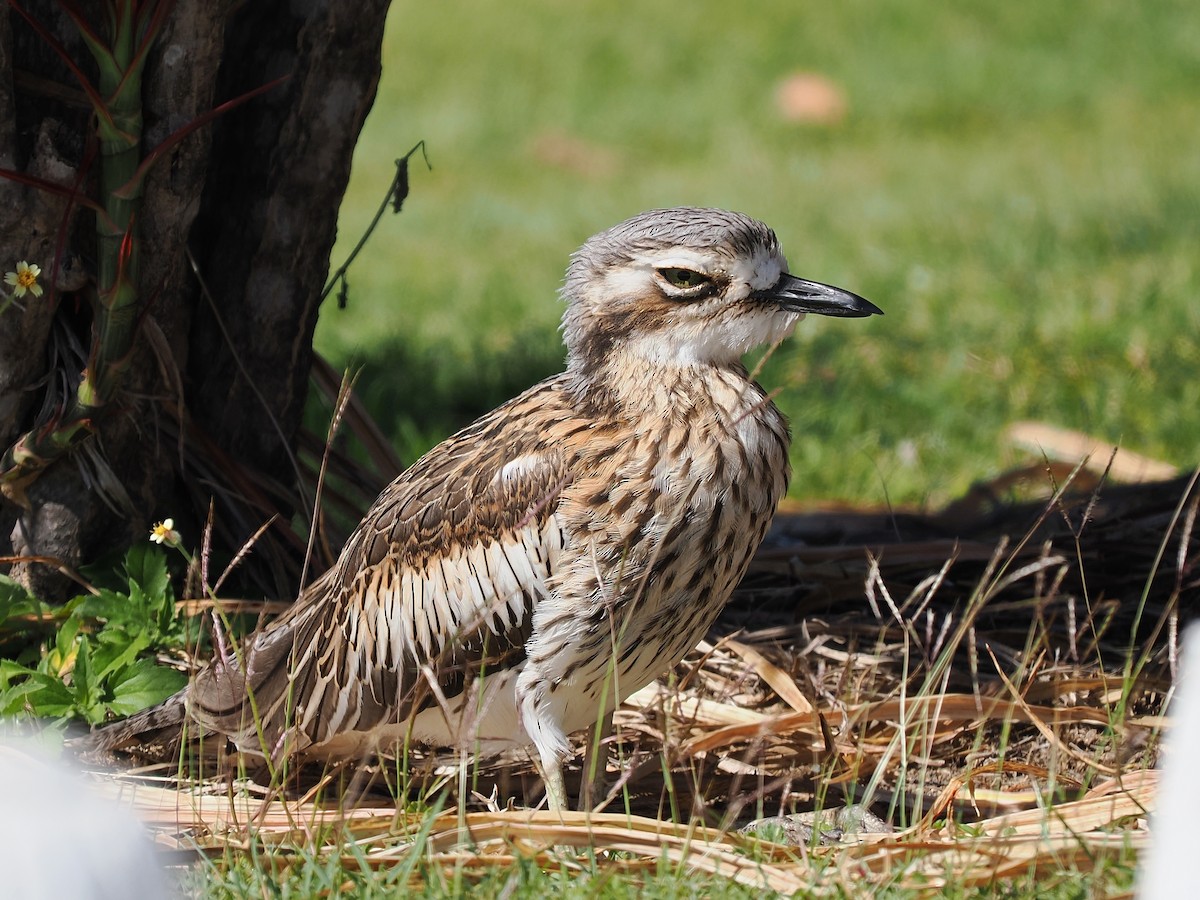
top-left (658, 268), bottom-right (711, 290)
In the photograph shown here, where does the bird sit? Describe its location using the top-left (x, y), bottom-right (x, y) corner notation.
top-left (82, 207), bottom-right (881, 810)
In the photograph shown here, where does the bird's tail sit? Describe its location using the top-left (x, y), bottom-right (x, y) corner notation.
top-left (70, 688), bottom-right (189, 756)
top-left (73, 571), bottom-right (340, 761)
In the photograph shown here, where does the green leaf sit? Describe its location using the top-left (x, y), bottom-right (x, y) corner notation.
top-left (0, 671), bottom-right (76, 718)
top-left (70, 635), bottom-right (102, 719)
top-left (74, 588), bottom-right (136, 624)
top-left (3, 542), bottom-right (194, 727)
top-left (51, 615), bottom-right (82, 669)
top-left (123, 544), bottom-right (172, 606)
top-left (107, 658), bottom-right (185, 717)
top-left (90, 627), bottom-right (151, 682)
top-left (76, 558), bottom-right (185, 648)
top-left (0, 575), bottom-right (40, 619)
top-left (0, 658), bottom-right (40, 689)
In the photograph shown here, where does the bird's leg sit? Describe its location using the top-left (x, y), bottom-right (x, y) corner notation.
top-left (536, 754), bottom-right (569, 814)
top-left (517, 669), bottom-right (571, 814)
top-left (578, 707), bottom-right (613, 811)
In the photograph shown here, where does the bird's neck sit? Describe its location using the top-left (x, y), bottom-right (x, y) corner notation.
top-left (566, 349), bottom-right (767, 423)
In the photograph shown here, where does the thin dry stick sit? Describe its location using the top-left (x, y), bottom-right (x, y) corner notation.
top-left (185, 246), bottom-right (312, 525)
top-left (213, 515), bottom-right (280, 599)
top-left (299, 367), bottom-right (359, 592)
top-left (0, 554), bottom-right (98, 594)
top-left (1123, 467), bottom-right (1200, 698)
top-left (986, 646), bottom-right (1120, 777)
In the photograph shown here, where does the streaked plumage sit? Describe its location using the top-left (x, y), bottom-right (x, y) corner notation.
top-left (83, 208), bottom-right (881, 808)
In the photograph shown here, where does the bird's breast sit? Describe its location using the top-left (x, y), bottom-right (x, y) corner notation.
top-left (541, 424), bottom-right (788, 715)
top-left (543, 369), bottom-right (790, 688)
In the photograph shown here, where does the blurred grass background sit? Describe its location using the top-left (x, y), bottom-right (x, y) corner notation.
top-left (314, 0), bottom-right (1200, 509)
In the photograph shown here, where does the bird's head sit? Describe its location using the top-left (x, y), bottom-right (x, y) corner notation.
top-left (561, 207), bottom-right (881, 372)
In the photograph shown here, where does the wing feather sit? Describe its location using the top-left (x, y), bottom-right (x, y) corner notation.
top-left (188, 375), bottom-right (580, 756)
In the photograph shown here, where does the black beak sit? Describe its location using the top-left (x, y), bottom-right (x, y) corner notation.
top-left (755, 273), bottom-right (883, 318)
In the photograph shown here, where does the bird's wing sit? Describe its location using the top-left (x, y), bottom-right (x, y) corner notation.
top-left (188, 376), bottom-right (585, 755)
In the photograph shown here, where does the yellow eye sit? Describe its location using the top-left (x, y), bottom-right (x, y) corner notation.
top-left (658, 267), bottom-right (710, 290)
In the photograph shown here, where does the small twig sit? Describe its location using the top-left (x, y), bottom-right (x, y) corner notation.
top-left (986, 645), bottom-right (1120, 777)
top-left (214, 515), bottom-right (281, 598)
top-left (299, 369), bottom-right (358, 593)
top-left (185, 246), bottom-right (312, 526)
top-left (321, 141), bottom-right (431, 304)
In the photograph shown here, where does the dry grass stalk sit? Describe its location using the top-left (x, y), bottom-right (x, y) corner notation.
top-left (88, 766), bottom-right (1152, 894)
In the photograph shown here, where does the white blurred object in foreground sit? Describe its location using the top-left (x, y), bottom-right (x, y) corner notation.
top-left (0, 741), bottom-right (171, 899)
top-left (1139, 624), bottom-right (1200, 900)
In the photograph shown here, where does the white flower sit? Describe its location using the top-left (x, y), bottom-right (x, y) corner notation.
top-left (4, 261), bottom-right (43, 298)
top-left (149, 518), bottom-right (181, 546)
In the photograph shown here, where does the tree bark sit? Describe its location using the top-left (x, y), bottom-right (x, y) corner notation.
top-left (0, 0), bottom-right (392, 599)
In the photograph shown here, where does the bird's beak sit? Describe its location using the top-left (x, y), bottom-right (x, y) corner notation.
top-left (756, 273), bottom-right (883, 318)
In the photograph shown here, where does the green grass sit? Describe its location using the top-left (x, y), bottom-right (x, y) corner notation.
top-left (191, 852), bottom-right (784, 899)
top-left (317, 0), bottom-right (1200, 507)
top-left (185, 833), bottom-right (1137, 899)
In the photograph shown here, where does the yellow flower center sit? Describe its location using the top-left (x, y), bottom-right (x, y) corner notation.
top-left (150, 519), bottom-right (178, 544)
top-left (16, 269), bottom-right (37, 289)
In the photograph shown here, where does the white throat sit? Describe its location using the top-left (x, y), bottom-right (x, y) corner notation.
top-left (620, 309), bottom-right (802, 367)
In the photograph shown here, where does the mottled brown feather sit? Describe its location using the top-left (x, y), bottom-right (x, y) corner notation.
top-left (182, 373), bottom-right (589, 756)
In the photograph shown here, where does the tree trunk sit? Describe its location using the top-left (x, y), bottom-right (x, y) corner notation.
top-left (0, 0), bottom-right (392, 599)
